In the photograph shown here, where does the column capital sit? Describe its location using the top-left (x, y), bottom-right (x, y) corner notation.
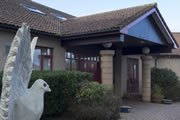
top-left (141, 55), bottom-right (153, 61)
top-left (100, 50), bottom-right (115, 56)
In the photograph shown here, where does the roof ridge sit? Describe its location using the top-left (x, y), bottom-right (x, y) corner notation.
top-left (118, 3), bottom-right (157, 28)
top-left (62, 3), bottom-right (157, 22)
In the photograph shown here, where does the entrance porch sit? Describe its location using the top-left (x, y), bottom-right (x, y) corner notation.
top-left (61, 4), bottom-right (177, 102)
top-left (62, 32), bottom-right (174, 102)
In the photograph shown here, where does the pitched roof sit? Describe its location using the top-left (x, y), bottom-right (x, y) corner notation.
top-left (0, 0), bottom-right (74, 34)
top-left (61, 3), bottom-right (157, 36)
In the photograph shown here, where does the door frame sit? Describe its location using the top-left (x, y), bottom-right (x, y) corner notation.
top-left (127, 58), bottom-right (139, 93)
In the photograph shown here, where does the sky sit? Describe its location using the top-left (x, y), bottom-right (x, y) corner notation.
top-left (32, 0), bottom-right (180, 32)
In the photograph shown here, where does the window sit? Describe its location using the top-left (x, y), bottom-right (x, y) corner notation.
top-left (20, 3), bottom-right (46, 15)
top-left (50, 13), bottom-right (66, 20)
top-left (65, 52), bottom-right (78, 70)
top-left (4, 45), bottom-right (10, 56)
top-left (33, 47), bottom-right (53, 70)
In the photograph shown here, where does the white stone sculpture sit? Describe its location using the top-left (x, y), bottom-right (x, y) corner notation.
top-left (0, 23), bottom-right (51, 120)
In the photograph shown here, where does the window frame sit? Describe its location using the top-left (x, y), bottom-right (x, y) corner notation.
top-left (50, 13), bottom-right (67, 20)
top-left (20, 3), bottom-right (46, 15)
top-left (4, 44), bottom-right (11, 56)
top-left (35, 46), bottom-right (53, 71)
top-left (65, 52), bottom-right (78, 71)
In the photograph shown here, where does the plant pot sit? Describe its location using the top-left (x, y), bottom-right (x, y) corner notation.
top-left (120, 106), bottom-right (132, 113)
top-left (152, 95), bottom-right (164, 103)
top-left (162, 99), bottom-right (173, 104)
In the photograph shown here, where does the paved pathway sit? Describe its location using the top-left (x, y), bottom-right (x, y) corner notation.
top-left (120, 100), bottom-right (180, 120)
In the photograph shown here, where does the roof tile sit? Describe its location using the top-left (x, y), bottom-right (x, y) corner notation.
top-left (61, 3), bottom-right (157, 36)
top-left (0, 0), bottom-right (74, 34)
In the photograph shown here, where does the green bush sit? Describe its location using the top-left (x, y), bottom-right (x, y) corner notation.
top-left (70, 82), bottom-right (121, 120)
top-left (151, 67), bottom-right (180, 99)
top-left (165, 82), bottom-right (180, 100)
top-left (75, 82), bottom-right (108, 105)
top-left (152, 84), bottom-right (164, 97)
top-left (0, 71), bottom-right (92, 117)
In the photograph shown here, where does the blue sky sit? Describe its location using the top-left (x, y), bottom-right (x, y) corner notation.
top-left (33, 0), bottom-right (180, 32)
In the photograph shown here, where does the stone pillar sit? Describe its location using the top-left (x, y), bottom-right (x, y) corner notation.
top-left (100, 50), bottom-right (115, 88)
top-left (141, 56), bottom-right (152, 102)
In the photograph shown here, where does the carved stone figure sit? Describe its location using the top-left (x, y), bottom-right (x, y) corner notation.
top-left (0, 23), bottom-right (51, 120)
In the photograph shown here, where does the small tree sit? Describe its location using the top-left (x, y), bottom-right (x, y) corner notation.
top-left (151, 67), bottom-right (180, 99)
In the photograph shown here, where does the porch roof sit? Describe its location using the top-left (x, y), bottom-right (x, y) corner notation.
top-left (61, 3), bottom-right (156, 36)
top-left (61, 3), bottom-right (178, 49)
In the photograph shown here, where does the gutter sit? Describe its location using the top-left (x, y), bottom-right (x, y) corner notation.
top-left (60, 28), bottom-right (120, 40)
top-left (0, 23), bottom-right (120, 40)
top-left (0, 23), bottom-right (60, 38)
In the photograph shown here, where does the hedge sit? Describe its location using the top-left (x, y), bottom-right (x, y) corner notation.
top-left (0, 71), bottom-right (92, 117)
top-left (151, 67), bottom-right (180, 99)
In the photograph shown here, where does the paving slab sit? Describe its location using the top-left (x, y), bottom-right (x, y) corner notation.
top-left (120, 100), bottom-right (180, 120)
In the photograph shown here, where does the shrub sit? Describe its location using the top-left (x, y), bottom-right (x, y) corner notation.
top-left (152, 84), bottom-right (163, 97)
top-left (69, 82), bottom-right (121, 120)
top-left (75, 82), bottom-right (108, 105)
top-left (151, 67), bottom-right (180, 99)
top-left (165, 83), bottom-right (180, 100)
top-left (0, 71), bottom-right (92, 117)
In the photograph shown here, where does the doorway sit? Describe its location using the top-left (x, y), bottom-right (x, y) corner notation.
top-left (127, 58), bottom-right (139, 93)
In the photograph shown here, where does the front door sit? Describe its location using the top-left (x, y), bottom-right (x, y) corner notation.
top-left (127, 58), bottom-right (139, 93)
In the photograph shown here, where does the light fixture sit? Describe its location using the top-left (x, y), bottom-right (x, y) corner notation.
top-left (142, 47), bottom-right (150, 55)
top-left (102, 43), bottom-right (112, 49)
top-left (140, 41), bottom-right (145, 44)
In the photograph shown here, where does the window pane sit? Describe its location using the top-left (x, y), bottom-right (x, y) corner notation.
top-left (66, 52), bottom-right (71, 58)
top-left (134, 64), bottom-right (136, 79)
top-left (84, 63), bottom-right (88, 71)
top-left (72, 60), bottom-right (77, 70)
top-left (91, 57), bottom-right (93, 61)
top-left (75, 55), bottom-right (78, 59)
top-left (43, 56), bottom-right (51, 70)
top-left (65, 59), bottom-right (70, 70)
top-left (88, 57), bottom-right (90, 61)
top-left (42, 48), bottom-right (46, 55)
top-left (97, 56), bottom-right (99, 62)
top-left (47, 48), bottom-right (51, 55)
top-left (4, 45), bottom-right (10, 56)
top-left (94, 57), bottom-right (97, 61)
top-left (33, 48), bottom-right (41, 70)
top-left (72, 53), bottom-right (75, 59)
top-left (91, 63), bottom-right (94, 70)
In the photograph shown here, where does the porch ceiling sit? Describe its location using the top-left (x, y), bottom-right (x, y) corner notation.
top-left (62, 33), bottom-right (172, 55)
top-left (113, 34), bottom-right (164, 48)
top-left (61, 33), bottom-right (165, 47)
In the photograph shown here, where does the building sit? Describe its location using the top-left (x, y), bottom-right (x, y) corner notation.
top-left (0, 0), bottom-right (178, 102)
top-left (153, 33), bottom-right (180, 78)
